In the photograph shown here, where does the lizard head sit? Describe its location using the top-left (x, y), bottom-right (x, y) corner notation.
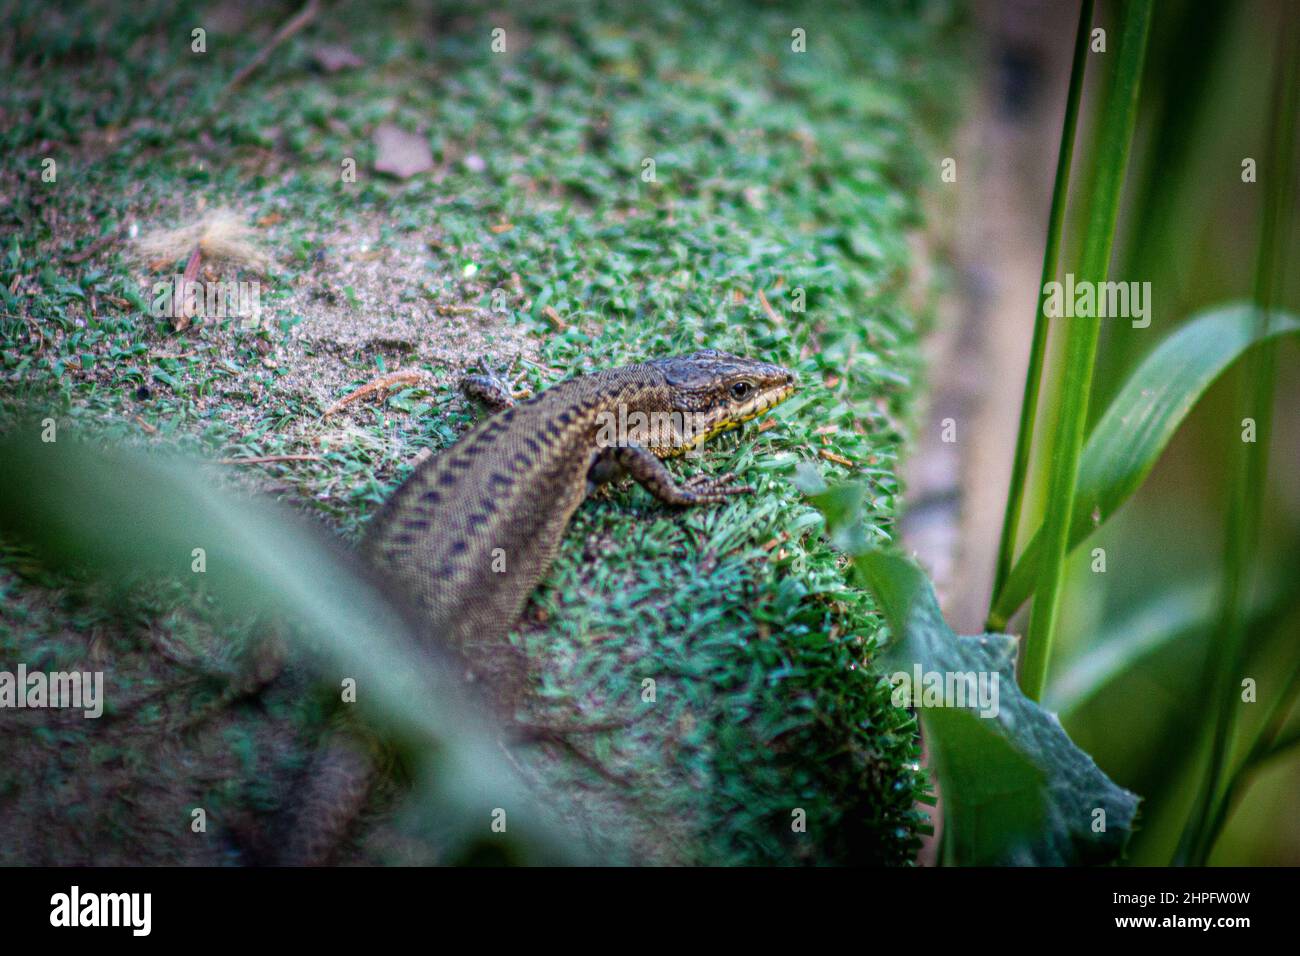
top-left (647, 349), bottom-right (797, 455)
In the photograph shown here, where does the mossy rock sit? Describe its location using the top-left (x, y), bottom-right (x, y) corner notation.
top-left (0, 0), bottom-right (963, 863)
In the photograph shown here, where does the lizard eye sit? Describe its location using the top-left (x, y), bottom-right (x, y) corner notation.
top-left (730, 381), bottom-right (753, 400)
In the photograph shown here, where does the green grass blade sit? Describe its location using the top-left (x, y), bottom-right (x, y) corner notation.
top-left (1020, 0), bottom-right (1155, 701)
top-left (991, 303), bottom-right (1300, 627)
top-left (1045, 560), bottom-right (1295, 717)
top-left (1045, 580), bottom-right (1215, 716)
top-left (990, 0), bottom-right (1096, 610)
top-left (1199, 655), bottom-right (1300, 861)
top-left (1097, 2), bottom-right (1233, 408)
top-left (1179, 16), bottom-right (1300, 865)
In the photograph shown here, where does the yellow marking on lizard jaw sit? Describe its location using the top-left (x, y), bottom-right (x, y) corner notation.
top-left (662, 382), bottom-right (796, 457)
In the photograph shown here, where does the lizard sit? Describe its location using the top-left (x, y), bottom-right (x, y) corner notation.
top-left (280, 349), bottom-right (797, 863)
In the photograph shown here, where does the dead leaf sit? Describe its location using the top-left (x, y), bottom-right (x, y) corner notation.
top-left (374, 124), bottom-right (434, 179)
top-left (757, 288), bottom-right (784, 324)
top-left (542, 306), bottom-right (567, 331)
top-left (818, 449), bottom-right (854, 468)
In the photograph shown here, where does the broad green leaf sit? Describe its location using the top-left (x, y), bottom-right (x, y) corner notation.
top-left (854, 550), bottom-right (1140, 865)
top-left (992, 302), bottom-right (1300, 626)
top-left (0, 425), bottom-right (584, 864)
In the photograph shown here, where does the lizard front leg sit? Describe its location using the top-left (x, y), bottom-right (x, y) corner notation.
top-left (609, 444), bottom-right (754, 506)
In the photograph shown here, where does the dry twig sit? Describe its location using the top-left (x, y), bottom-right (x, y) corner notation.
top-left (757, 288), bottom-right (785, 324)
top-left (322, 369), bottom-right (429, 417)
top-left (225, 0), bottom-right (321, 93)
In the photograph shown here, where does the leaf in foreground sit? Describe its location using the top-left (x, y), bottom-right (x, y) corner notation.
top-left (806, 480), bottom-right (1139, 864)
top-left (856, 550), bottom-right (1140, 865)
top-left (0, 425), bottom-right (583, 864)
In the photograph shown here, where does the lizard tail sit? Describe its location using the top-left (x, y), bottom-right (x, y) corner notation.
top-left (279, 730), bottom-right (377, 866)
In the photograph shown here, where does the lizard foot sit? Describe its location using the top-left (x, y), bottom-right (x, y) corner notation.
top-left (683, 471), bottom-right (755, 499)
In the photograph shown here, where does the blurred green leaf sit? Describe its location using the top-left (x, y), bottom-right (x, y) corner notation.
top-left (0, 425), bottom-right (584, 864)
top-left (1047, 580), bottom-right (1220, 719)
top-left (992, 302), bottom-right (1300, 627)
